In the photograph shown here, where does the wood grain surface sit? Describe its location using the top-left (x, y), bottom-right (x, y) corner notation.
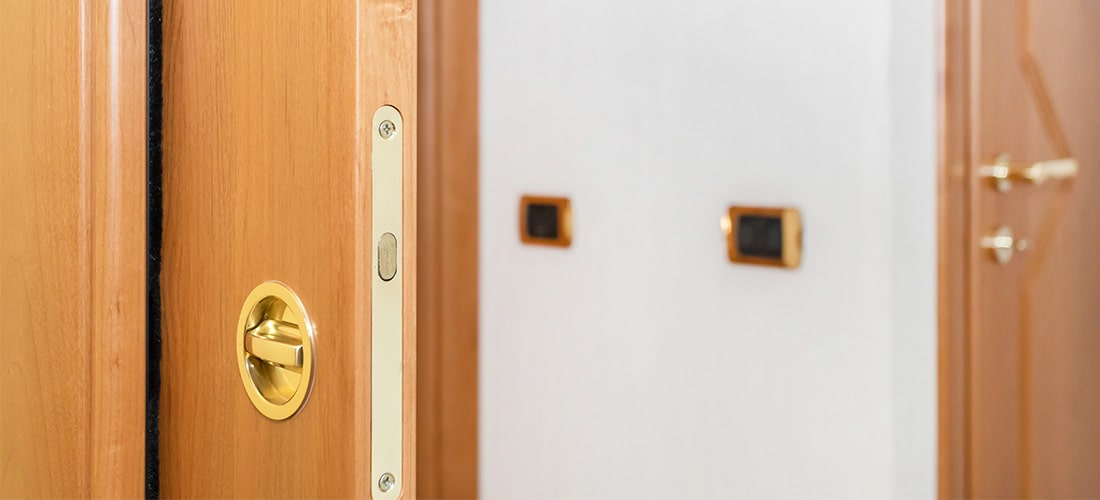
top-left (160, 0), bottom-right (416, 497)
top-left (417, 1), bottom-right (480, 497)
top-left (0, 0), bottom-right (147, 497)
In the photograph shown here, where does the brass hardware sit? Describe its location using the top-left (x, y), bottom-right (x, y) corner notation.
top-left (378, 232), bottom-right (398, 282)
top-left (722, 206), bottom-right (802, 269)
top-left (236, 281), bottom-right (316, 421)
top-left (371, 105), bottom-right (404, 499)
top-left (519, 195), bottom-right (573, 247)
top-left (981, 225), bottom-right (1031, 265)
top-left (979, 154), bottom-right (1078, 192)
top-left (244, 325), bottom-right (303, 367)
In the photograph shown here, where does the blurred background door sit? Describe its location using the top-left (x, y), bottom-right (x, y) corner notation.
top-left (942, 0), bottom-right (1100, 497)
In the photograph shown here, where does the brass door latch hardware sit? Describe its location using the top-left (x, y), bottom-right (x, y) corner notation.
top-left (236, 281), bottom-right (316, 421)
top-left (980, 154), bottom-right (1078, 192)
top-left (371, 105), bottom-right (404, 499)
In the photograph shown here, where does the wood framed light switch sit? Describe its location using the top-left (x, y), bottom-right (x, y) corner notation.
top-left (722, 206), bottom-right (802, 269)
top-left (519, 195), bottom-right (572, 247)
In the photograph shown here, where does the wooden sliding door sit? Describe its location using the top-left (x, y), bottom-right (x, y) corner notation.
top-left (159, 0), bottom-right (417, 496)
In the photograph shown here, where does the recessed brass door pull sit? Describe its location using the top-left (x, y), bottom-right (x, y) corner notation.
top-left (236, 281), bottom-right (316, 420)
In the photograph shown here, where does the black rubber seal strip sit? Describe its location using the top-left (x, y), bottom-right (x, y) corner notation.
top-left (145, 0), bottom-right (163, 497)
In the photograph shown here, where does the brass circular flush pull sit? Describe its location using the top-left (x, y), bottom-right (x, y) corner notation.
top-left (236, 281), bottom-right (316, 420)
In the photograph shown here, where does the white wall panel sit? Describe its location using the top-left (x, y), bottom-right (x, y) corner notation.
top-left (480, 1), bottom-right (935, 497)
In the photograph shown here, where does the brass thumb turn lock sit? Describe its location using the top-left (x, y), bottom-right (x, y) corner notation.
top-left (236, 281), bottom-right (316, 420)
top-left (981, 225), bottom-right (1031, 266)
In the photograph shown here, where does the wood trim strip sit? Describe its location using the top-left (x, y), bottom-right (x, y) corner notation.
top-left (87, 0), bottom-right (148, 495)
top-left (417, 0), bottom-right (480, 497)
top-left (937, 0), bottom-right (971, 498)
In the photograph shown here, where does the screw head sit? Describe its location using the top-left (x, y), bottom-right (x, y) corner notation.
top-left (378, 472), bottom-right (396, 492)
top-left (379, 120), bottom-right (396, 140)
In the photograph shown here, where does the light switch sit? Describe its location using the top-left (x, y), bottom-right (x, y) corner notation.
top-left (519, 195), bottom-right (572, 247)
top-left (722, 206), bottom-right (802, 268)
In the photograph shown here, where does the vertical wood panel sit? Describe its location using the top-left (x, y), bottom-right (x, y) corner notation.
top-left (0, 4), bottom-right (88, 495)
top-left (417, 0), bottom-right (479, 497)
top-left (0, 0), bottom-right (147, 497)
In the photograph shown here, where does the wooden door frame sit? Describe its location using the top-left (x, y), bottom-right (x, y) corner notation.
top-left (417, 0), bottom-right (480, 497)
top-left (0, 0), bottom-right (148, 496)
top-left (938, 0), bottom-right (969, 497)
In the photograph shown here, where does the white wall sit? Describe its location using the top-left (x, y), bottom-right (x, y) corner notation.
top-left (480, 1), bottom-right (936, 497)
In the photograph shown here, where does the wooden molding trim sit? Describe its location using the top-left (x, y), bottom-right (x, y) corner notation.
top-left (417, 0), bottom-right (480, 497)
top-left (937, 0), bottom-right (970, 498)
top-left (0, 0), bottom-right (147, 496)
top-left (88, 0), bottom-right (148, 494)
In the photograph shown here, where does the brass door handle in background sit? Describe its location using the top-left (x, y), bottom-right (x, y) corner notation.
top-left (980, 154), bottom-right (1078, 192)
top-left (981, 225), bottom-right (1031, 265)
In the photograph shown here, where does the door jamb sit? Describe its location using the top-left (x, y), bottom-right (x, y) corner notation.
top-left (937, 0), bottom-right (971, 497)
top-left (417, 1), bottom-right (481, 497)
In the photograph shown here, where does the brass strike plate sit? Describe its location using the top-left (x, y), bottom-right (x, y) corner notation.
top-left (722, 206), bottom-right (802, 269)
top-left (371, 105), bottom-right (404, 499)
top-left (519, 195), bottom-right (572, 247)
top-left (236, 281), bottom-right (316, 421)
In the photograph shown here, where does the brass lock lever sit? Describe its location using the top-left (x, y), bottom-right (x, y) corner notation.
top-left (244, 319), bottom-right (304, 368)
